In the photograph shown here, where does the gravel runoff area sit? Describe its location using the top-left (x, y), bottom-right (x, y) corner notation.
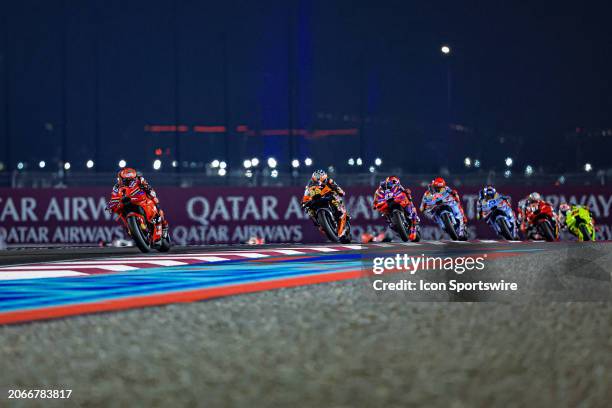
top-left (1, 244), bottom-right (612, 407)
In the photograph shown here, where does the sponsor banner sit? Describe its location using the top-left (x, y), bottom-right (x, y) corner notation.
top-left (0, 186), bottom-right (611, 245)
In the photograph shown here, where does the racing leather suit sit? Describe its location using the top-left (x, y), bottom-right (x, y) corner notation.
top-left (476, 192), bottom-right (511, 220)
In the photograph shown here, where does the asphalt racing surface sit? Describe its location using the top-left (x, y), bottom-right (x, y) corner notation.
top-left (1, 241), bottom-right (612, 407)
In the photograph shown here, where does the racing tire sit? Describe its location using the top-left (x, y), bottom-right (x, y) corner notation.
top-left (441, 213), bottom-right (459, 241)
top-left (317, 210), bottom-right (339, 243)
top-left (579, 223), bottom-right (592, 242)
top-left (392, 210), bottom-right (410, 242)
top-left (158, 237), bottom-right (172, 252)
top-left (339, 221), bottom-right (352, 244)
top-left (496, 217), bottom-right (513, 240)
top-left (127, 215), bottom-right (152, 253)
top-left (538, 221), bottom-right (555, 242)
top-left (412, 229), bottom-right (421, 243)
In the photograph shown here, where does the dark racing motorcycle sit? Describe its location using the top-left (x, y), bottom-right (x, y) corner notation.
top-left (303, 184), bottom-right (351, 243)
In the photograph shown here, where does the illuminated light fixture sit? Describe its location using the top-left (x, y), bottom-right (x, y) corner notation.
top-left (64, 162), bottom-right (71, 170)
top-left (291, 159), bottom-right (300, 168)
top-left (374, 157), bottom-right (382, 166)
top-left (464, 157), bottom-right (472, 168)
top-left (441, 45), bottom-right (451, 55)
top-left (245, 169), bottom-right (253, 178)
top-left (118, 159), bottom-right (127, 168)
top-left (504, 169), bottom-right (512, 178)
top-left (153, 159), bottom-right (162, 170)
top-left (218, 168), bottom-right (227, 176)
top-left (267, 157), bottom-right (277, 168)
top-left (39, 160), bottom-right (46, 169)
top-left (251, 158), bottom-right (260, 167)
top-left (271, 169), bottom-right (279, 178)
top-left (172, 160), bottom-right (178, 168)
top-left (348, 158), bottom-right (355, 166)
top-left (584, 163), bottom-right (593, 172)
top-left (356, 157), bottom-right (363, 166)
top-left (304, 157), bottom-right (313, 166)
top-left (86, 160), bottom-right (94, 169)
top-left (525, 165), bottom-right (534, 176)
top-left (369, 166), bottom-right (375, 173)
top-left (505, 157), bottom-right (513, 167)
top-left (243, 159), bottom-right (252, 169)
top-left (211, 159), bottom-right (220, 168)
top-left (474, 159), bottom-right (481, 168)
top-left (219, 161), bottom-right (227, 169)
top-left (17, 162), bottom-right (24, 170)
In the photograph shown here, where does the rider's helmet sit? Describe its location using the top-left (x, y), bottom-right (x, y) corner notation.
top-left (430, 177), bottom-right (447, 193)
top-left (311, 169), bottom-right (328, 184)
top-left (384, 176), bottom-right (400, 189)
top-left (559, 202), bottom-right (571, 216)
top-left (117, 168), bottom-right (138, 186)
top-left (483, 185), bottom-right (497, 200)
top-left (527, 192), bottom-right (542, 203)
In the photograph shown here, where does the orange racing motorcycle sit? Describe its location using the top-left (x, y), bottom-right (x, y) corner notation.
top-left (107, 183), bottom-right (171, 253)
top-left (303, 184), bottom-right (352, 243)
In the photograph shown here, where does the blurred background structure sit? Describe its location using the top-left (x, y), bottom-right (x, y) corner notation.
top-left (1, 0), bottom-right (612, 187)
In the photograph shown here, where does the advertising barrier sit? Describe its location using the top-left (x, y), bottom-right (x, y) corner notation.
top-left (1, 186), bottom-right (612, 246)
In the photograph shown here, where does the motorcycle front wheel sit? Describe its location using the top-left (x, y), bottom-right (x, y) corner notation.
top-left (578, 223), bottom-right (592, 241)
top-left (538, 221), bottom-right (555, 242)
top-left (127, 215), bottom-right (152, 253)
top-left (441, 213), bottom-right (459, 241)
top-left (496, 217), bottom-right (513, 240)
top-left (392, 210), bottom-right (410, 242)
top-left (317, 210), bottom-right (340, 243)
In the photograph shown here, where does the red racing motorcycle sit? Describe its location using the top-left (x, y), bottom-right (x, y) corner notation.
top-left (373, 184), bottom-right (420, 242)
top-left (524, 200), bottom-right (559, 242)
top-left (107, 184), bottom-right (171, 253)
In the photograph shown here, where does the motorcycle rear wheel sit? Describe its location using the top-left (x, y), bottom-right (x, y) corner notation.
top-left (158, 236), bottom-right (172, 252)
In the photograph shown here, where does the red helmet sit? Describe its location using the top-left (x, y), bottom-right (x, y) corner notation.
top-left (118, 168), bottom-right (137, 186)
top-left (431, 177), bottom-right (446, 192)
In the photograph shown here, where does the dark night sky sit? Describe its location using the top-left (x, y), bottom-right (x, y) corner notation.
top-left (1, 0), bottom-right (611, 172)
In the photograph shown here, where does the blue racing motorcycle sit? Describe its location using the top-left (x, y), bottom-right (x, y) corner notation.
top-left (481, 197), bottom-right (519, 240)
top-left (423, 191), bottom-right (467, 241)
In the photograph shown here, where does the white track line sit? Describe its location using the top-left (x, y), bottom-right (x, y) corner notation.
top-left (0, 271), bottom-right (89, 280)
top-left (188, 256), bottom-right (231, 262)
top-left (0, 265), bottom-right (138, 271)
top-left (36, 260), bottom-right (189, 266)
top-left (269, 249), bottom-right (305, 255)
